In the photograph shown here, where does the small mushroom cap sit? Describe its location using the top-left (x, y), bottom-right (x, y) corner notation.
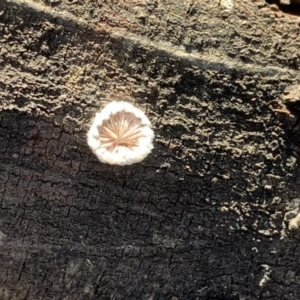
top-left (87, 101), bottom-right (154, 165)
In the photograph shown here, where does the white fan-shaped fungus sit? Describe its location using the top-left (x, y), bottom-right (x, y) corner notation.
top-left (87, 101), bottom-right (154, 166)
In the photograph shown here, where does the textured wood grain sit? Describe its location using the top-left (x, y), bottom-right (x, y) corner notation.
top-left (1, 0), bottom-right (300, 299)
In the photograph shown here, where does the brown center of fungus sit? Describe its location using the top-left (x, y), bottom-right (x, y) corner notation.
top-left (97, 110), bottom-right (144, 152)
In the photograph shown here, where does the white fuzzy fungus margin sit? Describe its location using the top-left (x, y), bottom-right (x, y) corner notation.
top-left (87, 101), bottom-right (154, 166)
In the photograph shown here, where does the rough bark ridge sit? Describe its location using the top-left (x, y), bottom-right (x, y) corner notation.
top-left (1, 0), bottom-right (300, 299)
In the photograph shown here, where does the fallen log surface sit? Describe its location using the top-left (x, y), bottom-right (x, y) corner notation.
top-left (1, 0), bottom-right (300, 299)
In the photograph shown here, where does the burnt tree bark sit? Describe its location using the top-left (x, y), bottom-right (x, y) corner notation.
top-left (1, 0), bottom-right (300, 299)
